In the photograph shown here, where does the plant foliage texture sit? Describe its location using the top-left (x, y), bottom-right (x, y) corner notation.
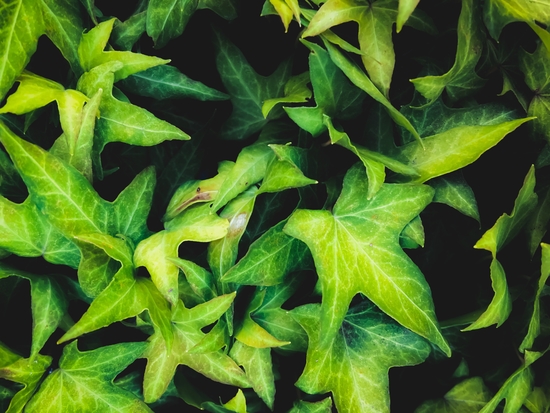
top-left (1, 0), bottom-right (550, 412)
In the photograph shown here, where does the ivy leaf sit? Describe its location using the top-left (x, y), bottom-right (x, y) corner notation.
top-left (396, 118), bottom-right (533, 183)
top-left (24, 341), bottom-right (152, 413)
top-left (303, 0), bottom-right (434, 96)
top-left (77, 61), bottom-right (190, 178)
top-left (146, 0), bottom-right (198, 49)
top-left (111, 11), bottom-right (147, 50)
top-left (262, 72), bottom-right (312, 118)
top-left (50, 88), bottom-right (102, 182)
top-left (0, 0), bottom-right (44, 101)
top-left (526, 188), bottom-right (550, 257)
top-left (257, 144), bottom-right (317, 194)
top-left (520, 243), bottom-right (550, 352)
top-left (229, 340), bottom-right (276, 410)
top-left (268, 0), bottom-right (300, 32)
top-left (324, 114), bottom-right (418, 198)
top-left (414, 377), bottom-right (493, 413)
top-left (0, 342), bottom-right (51, 413)
top-left (292, 301), bottom-right (432, 413)
top-left (211, 142), bottom-right (276, 212)
top-left (323, 40), bottom-right (422, 145)
top-left (483, 0), bottom-right (550, 43)
top-left (120, 65), bottom-right (229, 101)
top-left (289, 398), bottom-right (333, 413)
top-left (79, 18), bottom-right (169, 81)
top-left (400, 99), bottom-right (521, 145)
top-left (284, 163), bottom-right (450, 355)
top-left (214, 29), bottom-right (292, 140)
top-left (0, 196), bottom-right (80, 268)
top-left (464, 165), bottom-right (538, 331)
top-left (197, 0), bottom-right (237, 20)
top-left (134, 203), bottom-right (229, 305)
top-left (111, 166), bottom-right (156, 245)
top-left (479, 350), bottom-right (546, 413)
top-left (285, 40), bottom-right (364, 137)
top-left (208, 186), bottom-right (257, 281)
top-left (251, 278), bottom-right (309, 353)
top-left (222, 219), bottom-right (313, 286)
top-left (0, 120), bottom-right (111, 236)
top-left (520, 42), bottom-right (550, 143)
top-left (142, 294), bottom-right (250, 403)
top-left (400, 215), bottom-right (425, 249)
top-left (429, 172), bottom-right (480, 223)
top-left (58, 234), bottom-right (173, 348)
top-left (0, 71), bottom-right (89, 147)
top-left (0, 264), bottom-right (68, 358)
top-left (164, 160), bottom-right (233, 221)
top-left (234, 287), bottom-right (291, 349)
top-left (40, 0), bottom-right (84, 76)
top-left (410, 0), bottom-right (485, 104)
top-left (396, 0), bottom-right (420, 32)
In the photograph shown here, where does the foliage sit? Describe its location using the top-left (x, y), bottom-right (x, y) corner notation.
top-left (1, 0), bottom-right (550, 411)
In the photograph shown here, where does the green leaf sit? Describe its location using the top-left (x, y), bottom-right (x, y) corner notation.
top-left (258, 143), bottom-right (317, 194)
top-left (208, 186), bottom-right (257, 280)
top-left (142, 294), bottom-right (250, 403)
top-left (170, 257), bottom-right (217, 303)
top-left (520, 243), bottom-right (550, 352)
top-left (24, 341), bottom-right (152, 413)
top-left (50, 88), bottom-right (102, 182)
top-left (146, 0), bottom-right (198, 48)
top-left (164, 160), bottom-right (233, 221)
top-left (111, 12), bottom-right (147, 51)
top-left (59, 275), bottom-right (173, 349)
top-left (483, 0), bottom-right (550, 43)
top-left (0, 120), bottom-right (111, 236)
top-left (284, 163), bottom-right (450, 355)
top-left (40, 0), bottom-right (84, 76)
top-left (79, 18), bottom-right (169, 81)
top-left (526, 187), bottom-right (550, 257)
top-left (0, 264), bottom-right (68, 358)
top-left (396, 118), bottom-right (533, 183)
top-left (262, 72), bottom-right (312, 118)
top-left (303, 0), bottom-right (400, 96)
top-left (134, 203), bottom-right (229, 305)
top-left (77, 61), bottom-right (190, 178)
top-left (292, 301), bottom-right (431, 412)
top-left (478, 350), bottom-right (545, 413)
top-left (397, 0), bottom-right (420, 32)
top-left (430, 172), bottom-right (480, 223)
top-left (285, 40), bottom-right (364, 137)
top-left (414, 377), bottom-right (493, 413)
top-left (464, 165), bottom-right (538, 330)
top-left (197, 0), bottom-right (237, 20)
top-left (214, 29), bottom-right (292, 140)
top-left (0, 196), bottom-right (80, 267)
top-left (400, 215), bottom-right (425, 249)
top-left (0, 342), bottom-right (51, 413)
top-left (0, 71), bottom-right (89, 146)
top-left (234, 287), bottom-right (291, 349)
top-left (251, 278), bottom-right (309, 353)
top-left (120, 65), bottom-right (229, 101)
top-left (222, 219), bottom-right (313, 286)
top-left (0, 0), bottom-right (44, 101)
top-left (111, 166), bottom-right (156, 244)
top-left (288, 398), bottom-right (333, 413)
top-left (324, 114), bottom-right (418, 198)
top-left (323, 40), bottom-right (423, 145)
top-left (230, 341), bottom-right (275, 409)
top-left (410, 0), bottom-right (485, 104)
top-left (211, 142), bottom-right (276, 212)
top-left (520, 42), bottom-right (550, 143)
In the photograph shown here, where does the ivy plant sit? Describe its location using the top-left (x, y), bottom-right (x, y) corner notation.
top-left (1, 0), bottom-right (550, 412)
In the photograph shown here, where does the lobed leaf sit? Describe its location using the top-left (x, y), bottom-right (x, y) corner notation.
top-left (284, 163), bottom-right (450, 355)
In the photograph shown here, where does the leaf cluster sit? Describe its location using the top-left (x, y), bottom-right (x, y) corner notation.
top-left (1, 0), bottom-right (550, 412)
